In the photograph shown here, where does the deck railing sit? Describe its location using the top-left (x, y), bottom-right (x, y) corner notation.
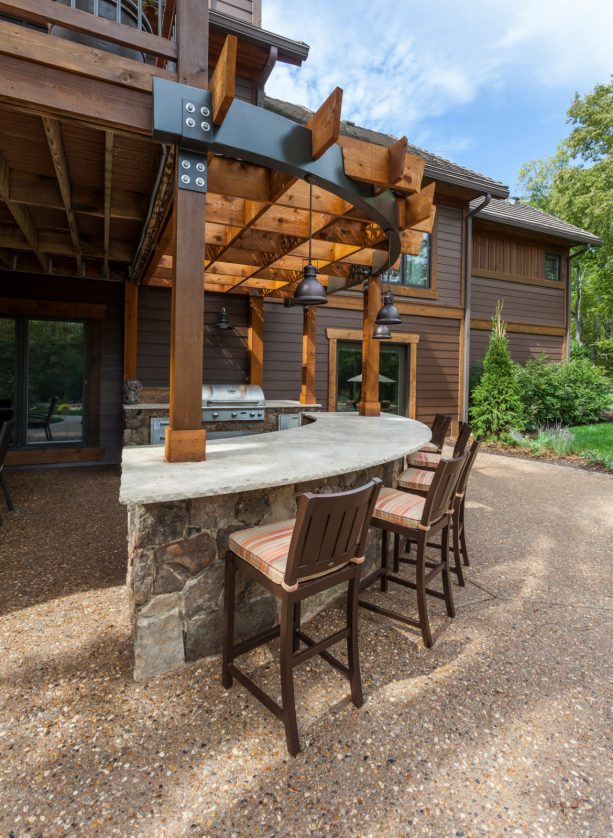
top-left (0, 0), bottom-right (177, 67)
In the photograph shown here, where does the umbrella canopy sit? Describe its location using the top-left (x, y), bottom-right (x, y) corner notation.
top-left (347, 373), bottom-right (395, 384)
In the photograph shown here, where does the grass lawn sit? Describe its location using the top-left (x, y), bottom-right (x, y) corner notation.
top-left (569, 422), bottom-right (613, 457)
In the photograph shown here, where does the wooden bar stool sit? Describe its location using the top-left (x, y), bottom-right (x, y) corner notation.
top-left (223, 478), bottom-right (382, 756)
top-left (405, 420), bottom-right (472, 472)
top-left (396, 437), bottom-right (483, 586)
top-left (359, 455), bottom-right (467, 648)
top-left (418, 413), bottom-right (452, 454)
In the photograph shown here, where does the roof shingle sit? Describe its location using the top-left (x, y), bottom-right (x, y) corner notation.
top-left (470, 198), bottom-right (603, 246)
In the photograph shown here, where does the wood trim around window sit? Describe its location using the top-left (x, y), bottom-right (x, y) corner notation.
top-left (391, 226), bottom-right (438, 300)
top-left (326, 327), bottom-right (419, 418)
top-left (471, 267), bottom-right (566, 290)
top-left (471, 319), bottom-right (566, 337)
top-left (0, 298), bottom-right (107, 319)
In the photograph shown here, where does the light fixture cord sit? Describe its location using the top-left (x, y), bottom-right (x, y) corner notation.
top-left (308, 179), bottom-right (313, 264)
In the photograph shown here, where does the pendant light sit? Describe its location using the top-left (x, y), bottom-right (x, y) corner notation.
top-left (215, 307), bottom-right (232, 329)
top-left (375, 289), bottom-right (402, 326)
top-left (373, 323), bottom-right (392, 340)
top-left (293, 179), bottom-right (328, 306)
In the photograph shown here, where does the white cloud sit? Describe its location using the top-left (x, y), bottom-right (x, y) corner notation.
top-left (262, 0), bottom-right (613, 152)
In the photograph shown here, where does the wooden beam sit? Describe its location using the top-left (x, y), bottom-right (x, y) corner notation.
top-left (0, 0), bottom-right (177, 60)
top-left (339, 135), bottom-right (424, 192)
top-left (0, 151), bottom-right (48, 271)
top-left (402, 182), bottom-right (435, 229)
top-left (0, 297), bottom-right (106, 318)
top-left (104, 132), bottom-right (114, 277)
top-left (300, 305), bottom-right (317, 404)
top-left (248, 295), bottom-right (264, 387)
top-left (42, 116), bottom-right (84, 274)
top-left (123, 283), bottom-right (139, 381)
top-left (307, 87), bottom-right (342, 160)
top-left (210, 34), bottom-right (237, 126)
top-left (165, 0), bottom-right (208, 463)
top-left (359, 276), bottom-right (381, 416)
top-left (387, 136), bottom-right (408, 184)
top-left (131, 147), bottom-right (175, 284)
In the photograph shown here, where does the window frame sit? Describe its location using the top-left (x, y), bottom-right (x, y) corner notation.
top-left (382, 230), bottom-right (438, 300)
top-left (544, 252), bottom-right (562, 282)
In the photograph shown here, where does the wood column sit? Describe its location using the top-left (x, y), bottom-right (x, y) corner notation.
top-left (123, 282), bottom-right (138, 382)
top-left (300, 305), bottom-right (316, 404)
top-left (248, 296), bottom-right (264, 386)
top-left (359, 276), bottom-right (381, 416)
top-left (165, 0), bottom-right (208, 463)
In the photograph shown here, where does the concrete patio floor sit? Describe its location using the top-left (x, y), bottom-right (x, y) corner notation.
top-left (0, 453), bottom-right (611, 836)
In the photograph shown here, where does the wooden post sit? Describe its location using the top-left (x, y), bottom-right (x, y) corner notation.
top-left (123, 282), bottom-right (138, 381)
top-left (165, 0), bottom-right (208, 463)
top-left (248, 295), bottom-right (264, 386)
top-left (359, 276), bottom-right (381, 416)
top-left (300, 305), bottom-right (316, 404)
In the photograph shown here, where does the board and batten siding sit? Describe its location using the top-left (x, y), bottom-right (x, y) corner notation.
top-left (136, 287), bottom-right (249, 388)
top-left (472, 228), bottom-right (568, 284)
top-left (263, 301), bottom-right (461, 424)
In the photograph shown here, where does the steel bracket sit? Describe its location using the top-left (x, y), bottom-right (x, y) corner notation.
top-left (153, 78), bottom-right (213, 151)
top-left (178, 151), bottom-right (207, 193)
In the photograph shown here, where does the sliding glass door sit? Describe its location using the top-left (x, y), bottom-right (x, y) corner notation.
top-left (335, 340), bottom-right (409, 415)
top-left (0, 316), bottom-right (86, 447)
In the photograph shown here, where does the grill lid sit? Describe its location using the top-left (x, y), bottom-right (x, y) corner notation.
top-left (201, 384), bottom-right (265, 407)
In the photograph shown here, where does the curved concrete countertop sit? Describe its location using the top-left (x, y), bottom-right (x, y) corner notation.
top-left (120, 412), bottom-right (430, 505)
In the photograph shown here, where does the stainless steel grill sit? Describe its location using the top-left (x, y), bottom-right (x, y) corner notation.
top-left (201, 384), bottom-right (265, 423)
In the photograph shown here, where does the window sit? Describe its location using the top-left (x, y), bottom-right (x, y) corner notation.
top-left (0, 316), bottom-right (86, 448)
top-left (545, 253), bottom-right (562, 281)
top-left (382, 233), bottom-right (431, 289)
top-left (335, 340), bottom-right (408, 416)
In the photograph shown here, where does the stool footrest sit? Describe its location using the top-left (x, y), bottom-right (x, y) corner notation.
top-left (358, 598), bottom-right (421, 629)
top-left (424, 563), bottom-right (444, 584)
top-left (233, 625), bottom-right (281, 658)
top-left (359, 568), bottom-right (385, 592)
top-left (295, 629), bottom-right (350, 674)
top-left (227, 663), bottom-right (284, 721)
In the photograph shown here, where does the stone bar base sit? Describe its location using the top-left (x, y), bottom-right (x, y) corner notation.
top-left (127, 458), bottom-right (404, 681)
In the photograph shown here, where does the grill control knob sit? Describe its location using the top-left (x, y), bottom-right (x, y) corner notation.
top-left (232, 412), bottom-right (237, 418)
top-left (250, 411), bottom-right (255, 418)
top-left (258, 412), bottom-right (263, 418)
top-left (212, 412), bottom-right (218, 418)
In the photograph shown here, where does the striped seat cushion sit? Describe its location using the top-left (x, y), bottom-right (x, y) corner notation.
top-left (229, 519), bottom-right (364, 593)
top-left (397, 467), bottom-right (434, 493)
top-left (419, 441), bottom-right (440, 453)
top-left (407, 450), bottom-right (441, 468)
top-left (372, 487), bottom-right (425, 529)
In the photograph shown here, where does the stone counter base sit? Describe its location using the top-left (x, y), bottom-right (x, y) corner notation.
top-left (127, 458), bottom-right (404, 681)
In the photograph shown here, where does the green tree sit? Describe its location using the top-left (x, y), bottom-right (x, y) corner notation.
top-left (470, 303), bottom-right (525, 439)
top-left (518, 79), bottom-right (612, 362)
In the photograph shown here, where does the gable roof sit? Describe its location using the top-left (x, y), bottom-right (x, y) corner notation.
top-left (264, 97), bottom-right (509, 199)
top-left (470, 198), bottom-right (603, 246)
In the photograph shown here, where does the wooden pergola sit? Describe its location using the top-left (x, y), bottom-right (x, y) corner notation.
top-left (0, 0), bottom-right (435, 464)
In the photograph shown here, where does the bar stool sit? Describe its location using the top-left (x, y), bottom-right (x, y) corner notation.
top-left (396, 437), bottom-right (483, 586)
top-left (405, 420), bottom-right (472, 472)
top-left (359, 455), bottom-right (467, 648)
top-left (419, 413), bottom-right (452, 454)
top-left (223, 478), bottom-right (382, 756)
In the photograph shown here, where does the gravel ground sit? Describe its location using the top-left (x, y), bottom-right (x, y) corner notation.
top-left (0, 455), bottom-right (611, 837)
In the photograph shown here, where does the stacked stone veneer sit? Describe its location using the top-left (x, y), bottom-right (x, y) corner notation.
top-left (123, 403), bottom-right (321, 446)
top-left (127, 458), bottom-right (405, 681)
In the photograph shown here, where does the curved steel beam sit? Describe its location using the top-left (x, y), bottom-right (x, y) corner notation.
top-left (152, 79), bottom-right (400, 276)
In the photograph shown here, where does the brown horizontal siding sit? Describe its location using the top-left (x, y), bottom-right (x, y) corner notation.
top-left (472, 275), bottom-right (565, 326)
top-left (210, 0), bottom-right (258, 23)
top-left (137, 287), bottom-right (249, 388)
top-left (263, 302), bottom-right (460, 424)
top-left (470, 329), bottom-right (564, 367)
top-left (411, 203), bottom-right (463, 309)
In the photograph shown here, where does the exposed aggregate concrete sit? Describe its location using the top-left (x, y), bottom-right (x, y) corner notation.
top-left (0, 456), bottom-right (611, 836)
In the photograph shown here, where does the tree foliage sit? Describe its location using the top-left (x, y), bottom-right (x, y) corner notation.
top-left (469, 303), bottom-right (525, 439)
top-left (518, 79), bottom-right (613, 365)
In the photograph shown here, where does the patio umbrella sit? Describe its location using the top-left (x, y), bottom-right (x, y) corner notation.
top-left (347, 373), bottom-right (395, 384)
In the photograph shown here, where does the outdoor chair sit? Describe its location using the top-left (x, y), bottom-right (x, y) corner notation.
top-left (0, 418), bottom-right (15, 525)
top-left (418, 413), bottom-right (452, 454)
top-left (396, 437), bottom-right (483, 586)
top-left (359, 454), bottom-right (467, 648)
top-left (27, 396), bottom-right (58, 442)
top-left (223, 478), bottom-right (382, 757)
top-left (405, 420), bottom-right (472, 472)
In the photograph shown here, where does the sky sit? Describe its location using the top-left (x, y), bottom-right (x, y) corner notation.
top-left (261, 0), bottom-right (612, 193)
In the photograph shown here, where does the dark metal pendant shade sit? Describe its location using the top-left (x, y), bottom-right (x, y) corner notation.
top-left (293, 263), bottom-right (328, 306)
top-left (373, 323), bottom-right (392, 340)
top-left (375, 290), bottom-right (401, 325)
top-left (215, 307), bottom-right (232, 329)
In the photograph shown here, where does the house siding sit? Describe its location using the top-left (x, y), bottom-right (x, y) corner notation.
top-left (210, 0), bottom-right (261, 25)
top-left (470, 329), bottom-right (564, 367)
top-left (471, 275), bottom-right (565, 326)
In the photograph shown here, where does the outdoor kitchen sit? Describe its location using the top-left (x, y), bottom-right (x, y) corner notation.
top-left (122, 384), bottom-right (322, 446)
